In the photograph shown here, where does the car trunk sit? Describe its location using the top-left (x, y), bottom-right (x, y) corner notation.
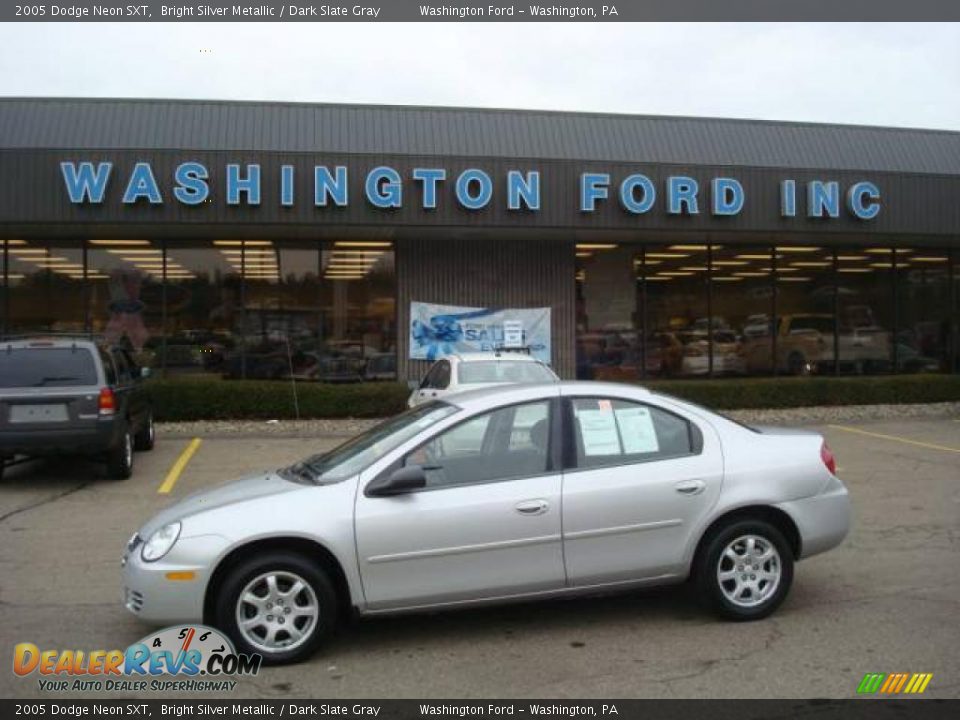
top-left (0, 386), bottom-right (102, 432)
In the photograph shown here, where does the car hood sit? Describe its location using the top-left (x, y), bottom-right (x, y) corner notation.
top-left (139, 471), bottom-right (303, 537)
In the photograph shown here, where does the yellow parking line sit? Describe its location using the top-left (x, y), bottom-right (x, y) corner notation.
top-left (158, 438), bottom-right (202, 494)
top-left (828, 425), bottom-right (960, 454)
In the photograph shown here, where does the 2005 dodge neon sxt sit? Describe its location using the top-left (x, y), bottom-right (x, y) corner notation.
top-left (122, 381), bottom-right (850, 664)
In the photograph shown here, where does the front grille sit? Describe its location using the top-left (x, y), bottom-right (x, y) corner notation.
top-left (125, 587), bottom-right (144, 613)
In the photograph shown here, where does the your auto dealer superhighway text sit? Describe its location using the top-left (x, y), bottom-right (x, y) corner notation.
top-left (160, 4), bottom-right (382, 17)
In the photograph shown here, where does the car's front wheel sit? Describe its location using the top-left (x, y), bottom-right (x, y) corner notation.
top-left (695, 519), bottom-right (794, 621)
top-left (216, 552), bottom-right (337, 665)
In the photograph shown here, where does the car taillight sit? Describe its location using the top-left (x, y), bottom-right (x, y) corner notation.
top-left (820, 441), bottom-right (837, 476)
top-left (98, 387), bottom-right (116, 415)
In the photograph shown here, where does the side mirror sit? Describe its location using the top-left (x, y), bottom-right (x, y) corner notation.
top-left (140, 367), bottom-right (152, 380)
top-left (366, 465), bottom-right (427, 497)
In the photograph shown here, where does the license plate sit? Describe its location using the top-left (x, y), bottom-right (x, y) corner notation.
top-left (9, 403), bottom-right (69, 423)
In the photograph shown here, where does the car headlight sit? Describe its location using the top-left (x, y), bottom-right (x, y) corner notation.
top-left (141, 522), bottom-right (181, 562)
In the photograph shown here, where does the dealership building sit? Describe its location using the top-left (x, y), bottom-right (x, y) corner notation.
top-left (0, 97), bottom-right (958, 383)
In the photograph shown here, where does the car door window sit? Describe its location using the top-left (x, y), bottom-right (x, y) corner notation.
top-left (405, 400), bottom-right (551, 488)
top-left (113, 351), bottom-right (133, 384)
top-left (433, 360), bottom-right (451, 390)
top-left (571, 397), bottom-right (697, 469)
top-left (99, 348), bottom-right (118, 386)
top-left (420, 363), bottom-right (442, 389)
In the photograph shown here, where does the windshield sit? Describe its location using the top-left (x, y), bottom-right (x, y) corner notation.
top-left (458, 360), bottom-right (556, 385)
top-left (285, 402), bottom-right (459, 483)
top-left (0, 347), bottom-right (98, 388)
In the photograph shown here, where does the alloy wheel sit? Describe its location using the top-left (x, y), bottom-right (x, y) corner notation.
top-left (235, 571), bottom-right (319, 653)
top-left (716, 534), bottom-right (781, 608)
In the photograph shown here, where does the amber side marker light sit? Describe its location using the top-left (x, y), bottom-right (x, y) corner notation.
top-left (165, 571), bottom-right (196, 581)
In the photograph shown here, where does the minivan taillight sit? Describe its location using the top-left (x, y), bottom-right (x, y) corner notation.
top-left (820, 441), bottom-right (837, 476)
top-left (98, 387), bottom-right (116, 416)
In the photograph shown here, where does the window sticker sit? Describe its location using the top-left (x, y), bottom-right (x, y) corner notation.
top-left (578, 409), bottom-right (622, 456)
top-left (616, 406), bottom-right (660, 454)
top-left (597, 399), bottom-right (613, 412)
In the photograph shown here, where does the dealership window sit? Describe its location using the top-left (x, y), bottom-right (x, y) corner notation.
top-left (638, 243), bottom-right (710, 378)
top-left (575, 244), bottom-right (641, 381)
top-left (86, 239), bottom-right (165, 368)
top-left (162, 240), bottom-right (242, 377)
top-left (710, 245), bottom-right (774, 377)
top-left (775, 246), bottom-right (837, 375)
top-left (237, 240), bottom-right (323, 381)
top-left (896, 249), bottom-right (952, 373)
top-left (5, 240), bottom-right (86, 335)
top-left (318, 241), bottom-right (396, 382)
top-left (832, 247), bottom-right (895, 375)
top-left (1, 240), bottom-right (7, 334)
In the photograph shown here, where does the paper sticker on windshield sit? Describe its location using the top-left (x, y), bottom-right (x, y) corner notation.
top-left (578, 409), bottom-right (621, 456)
top-left (616, 406), bottom-right (659, 454)
top-left (597, 399), bottom-right (613, 412)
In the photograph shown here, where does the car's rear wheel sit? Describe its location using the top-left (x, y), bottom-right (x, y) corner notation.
top-left (215, 552), bottom-right (337, 665)
top-left (695, 519), bottom-right (794, 621)
top-left (106, 427), bottom-right (134, 480)
top-left (134, 411), bottom-right (156, 451)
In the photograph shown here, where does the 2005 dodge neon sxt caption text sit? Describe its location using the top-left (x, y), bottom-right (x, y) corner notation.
top-left (122, 381), bottom-right (850, 664)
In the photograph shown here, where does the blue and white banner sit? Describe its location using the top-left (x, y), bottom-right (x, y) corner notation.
top-left (410, 302), bottom-right (551, 364)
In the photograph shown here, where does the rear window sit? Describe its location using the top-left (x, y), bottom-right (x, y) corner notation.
top-left (0, 347), bottom-right (99, 388)
top-left (458, 360), bottom-right (556, 385)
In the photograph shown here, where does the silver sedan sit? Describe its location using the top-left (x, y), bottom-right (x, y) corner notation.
top-left (122, 381), bottom-right (850, 664)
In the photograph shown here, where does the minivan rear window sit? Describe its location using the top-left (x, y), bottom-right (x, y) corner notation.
top-left (0, 347), bottom-right (98, 388)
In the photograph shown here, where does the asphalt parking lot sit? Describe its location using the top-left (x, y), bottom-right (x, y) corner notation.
top-left (1, 416), bottom-right (958, 699)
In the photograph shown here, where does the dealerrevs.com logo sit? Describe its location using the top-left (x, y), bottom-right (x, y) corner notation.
top-left (13, 625), bottom-right (261, 693)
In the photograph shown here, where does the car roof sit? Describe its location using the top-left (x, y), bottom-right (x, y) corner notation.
top-left (447, 352), bottom-right (541, 363)
top-left (443, 380), bottom-right (653, 412)
top-left (1, 336), bottom-right (102, 351)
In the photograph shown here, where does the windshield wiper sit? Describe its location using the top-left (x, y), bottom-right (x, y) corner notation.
top-left (32, 376), bottom-right (80, 386)
top-left (285, 461), bottom-right (319, 483)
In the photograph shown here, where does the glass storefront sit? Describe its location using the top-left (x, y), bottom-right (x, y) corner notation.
top-left (580, 241), bottom-right (956, 379)
top-left (0, 238), bottom-right (396, 383)
top-left (6, 240), bottom-right (86, 334)
top-left (0, 237), bottom-right (955, 381)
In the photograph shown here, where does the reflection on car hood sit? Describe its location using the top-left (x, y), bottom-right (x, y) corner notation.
top-left (139, 471), bottom-right (301, 537)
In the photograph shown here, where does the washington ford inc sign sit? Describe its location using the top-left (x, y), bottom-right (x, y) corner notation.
top-left (59, 161), bottom-right (882, 220)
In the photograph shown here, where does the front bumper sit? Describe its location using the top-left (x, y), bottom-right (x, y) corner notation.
top-left (122, 533), bottom-right (230, 625)
top-left (776, 477), bottom-right (851, 559)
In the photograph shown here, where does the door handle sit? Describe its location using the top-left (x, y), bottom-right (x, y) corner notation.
top-left (515, 499), bottom-right (549, 516)
top-left (675, 480), bottom-right (706, 496)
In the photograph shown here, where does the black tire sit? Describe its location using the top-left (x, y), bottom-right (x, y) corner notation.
top-left (106, 427), bottom-right (134, 480)
top-left (786, 351), bottom-right (807, 376)
top-left (215, 552), bottom-right (338, 665)
top-left (134, 411), bottom-right (156, 451)
top-left (694, 518), bottom-right (794, 621)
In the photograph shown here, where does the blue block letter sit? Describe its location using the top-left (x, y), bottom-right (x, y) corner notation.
top-left (456, 169), bottom-right (493, 210)
top-left (507, 170), bottom-right (540, 211)
top-left (667, 176), bottom-right (699, 215)
top-left (315, 166), bottom-right (348, 207)
top-left (846, 181), bottom-right (880, 220)
top-left (61, 161), bottom-right (112, 204)
top-left (123, 162), bottom-right (163, 205)
top-left (580, 173), bottom-right (610, 212)
top-left (173, 162), bottom-right (209, 205)
top-left (619, 174), bottom-right (656, 214)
